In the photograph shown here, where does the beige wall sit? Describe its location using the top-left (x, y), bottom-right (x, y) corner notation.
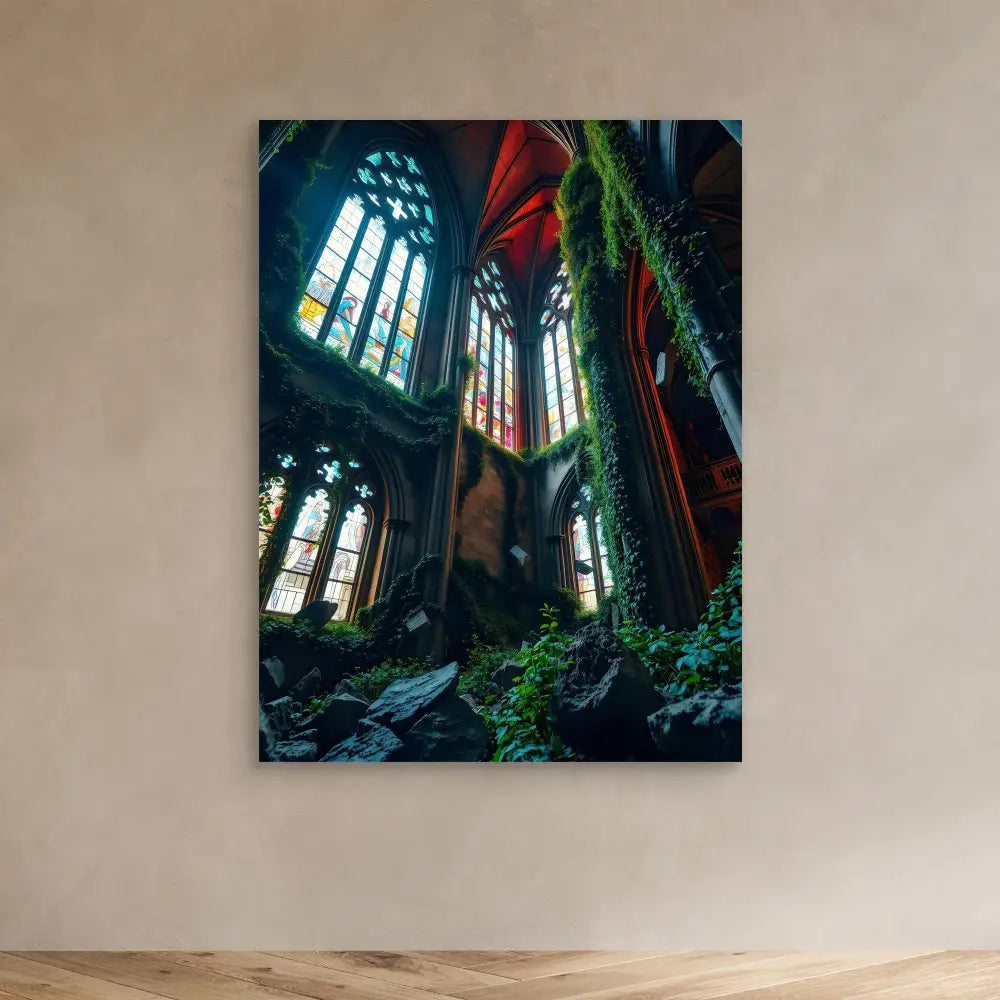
top-left (2, 0), bottom-right (999, 949)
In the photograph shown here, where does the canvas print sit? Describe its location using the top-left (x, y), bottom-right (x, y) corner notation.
top-left (259, 120), bottom-right (742, 762)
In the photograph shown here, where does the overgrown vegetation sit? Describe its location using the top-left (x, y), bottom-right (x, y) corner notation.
top-left (555, 157), bottom-right (654, 621)
top-left (346, 656), bottom-right (436, 702)
top-left (491, 605), bottom-right (577, 762)
top-left (583, 120), bottom-right (739, 397)
top-left (619, 541), bottom-right (742, 694)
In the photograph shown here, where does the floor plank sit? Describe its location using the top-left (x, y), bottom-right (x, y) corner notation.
top-left (269, 951), bottom-right (518, 993)
top-left (149, 951), bottom-right (452, 1000)
top-left (450, 952), bottom-right (790, 1000)
top-left (512, 952), bottom-right (936, 1000)
top-left (464, 952), bottom-right (667, 981)
top-left (0, 953), bottom-right (168, 1000)
top-left (719, 952), bottom-right (1000, 1000)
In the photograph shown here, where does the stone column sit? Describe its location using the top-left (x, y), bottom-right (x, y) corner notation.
top-left (647, 224), bottom-right (742, 461)
top-left (375, 517), bottom-right (409, 599)
top-left (420, 263), bottom-right (475, 658)
top-left (546, 533), bottom-right (570, 590)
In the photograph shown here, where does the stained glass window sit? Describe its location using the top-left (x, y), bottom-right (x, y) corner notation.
top-left (541, 262), bottom-right (588, 442)
top-left (261, 451), bottom-right (379, 621)
top-left (266, 488), bottom-right (332, 615)
top-left (569, 485), bottom-right (612, 605)
top-left (323, 503), bottom-right (369, 620)
top-left (296, 148), bottom-right (435, 392)
top-left (464, 259), bottom-right (516, 448)
top-left (258, 476), bottom-right (286, 561)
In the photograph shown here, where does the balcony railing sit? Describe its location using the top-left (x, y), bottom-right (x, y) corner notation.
top-left (684, 457), bottom-right (742, 504)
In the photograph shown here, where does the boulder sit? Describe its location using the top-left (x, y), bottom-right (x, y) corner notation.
top-left (459, 692), bottom-right (480, 710)
top-left (290, 666), bottom-right (322, 703)
top-left (335, 677), bottom-right (368, 703)
top-left (259, 656), bottom-right (286, 699)
top-left (309, 693), bottom-right (369, 754)
top-left (549, 623), bottom-right (664, 761)
top-left (258, 702), bottom-right (276, 761)
top-left (366, 662), bottom-right (459, 735)
top-left (321, 719), bottom-right (405, 762)
top-left (647, 684), bottom-right (742, 761)
top-left (491, 659), bottom-right (523, 692)
top-left (401, 694), bottom-right (488, 762)
top-left (262, 695), bottom-right (295, 738)
top-left (271, 738), bottom-right (318, 762)
top-left (293, 599), bottom-right (338, 629)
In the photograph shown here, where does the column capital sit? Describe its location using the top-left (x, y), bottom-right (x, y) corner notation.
top-left (451, 263), bottom-right (476, 278)
top-left (385, 517), bottom-right (411, 532)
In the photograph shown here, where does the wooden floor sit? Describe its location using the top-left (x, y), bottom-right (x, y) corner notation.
top-left (2, 951), bottom-right (999, 999)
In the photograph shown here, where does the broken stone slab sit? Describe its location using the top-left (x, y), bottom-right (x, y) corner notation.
top-left (262, 695), bottom-right (295, 739)
top-left (259, 656), bottom-right (286, 700)
top-left (549, 623), bottom-right (663, 761)
top-left (400, 694), bottom-right (488, 762)
top-left (271, 737), bottom-right (319, 762)
top-left (321, 719), bottom-right (405, 762)
top-left (293, 599), bottom-right (338, 629)
top-left (289, 666), bottom-right (321, 704)
top-left (366, 662), bottom-right (459, 735)
top-left (308, 693), bottom-right (370, 754)
top-left (647, 684), bottom-right (742, 761)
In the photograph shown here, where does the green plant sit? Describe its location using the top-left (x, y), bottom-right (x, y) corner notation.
top-left (491, 605), bottom-right (576, 762)
top-left (457, 644), bottom-right (515, 707)
top-left (618, 542), bottom-right (742, 694)
top-left (348, 656), bottom-right (435, 702)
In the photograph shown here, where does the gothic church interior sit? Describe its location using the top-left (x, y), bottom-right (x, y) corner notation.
top-left (258, 120), bottom-right (742, 763)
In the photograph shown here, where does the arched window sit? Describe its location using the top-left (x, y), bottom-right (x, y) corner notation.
top-left (569, 485), bottom-right (613, 608)
top-left (263, 448), bottom-right (378, 620)
top-left (541, 262), bottom-right (587, 442)
top-left (258, 475), bottom-right (287, 562)
top-left (296, 148), bottom-right (435, 392)
top-left (464, 259), bottom-right (516, 448)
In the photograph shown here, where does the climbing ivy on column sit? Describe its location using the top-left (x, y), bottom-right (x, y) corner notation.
top-left (584, 120), bottom-right (736, 397)
top-left (555, 158), bottom-right (652, 623)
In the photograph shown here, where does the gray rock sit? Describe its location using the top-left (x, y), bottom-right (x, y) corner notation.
top-left (309, 693), bottom-right (369, 753)
top-left (260, 656), bottom-right (286, 699)
top-left (459, 692), bottom-right (480, 710)
top-left (321, 719), bottom-right (405, 762)
top-left (290, 666), bottom-right (322, 703)
top-left (366, 662), bottom-right (459, 734)
top-left (549, 623), bottom-right (664, 760)
top-left (293, 599), bottom-right (338, 628)
top-left (271, 738), bottom-right (318, 762)
top-left (335, 677), bottom-right (368, 703)
top-left (262, 695), bottom-right (295, 738)
top-left (491, 659), bottom-right (523, 692)
top-left (647, 685), bottom-right (742, 761)
top-left (258, 702), bottom-right (276, 761)
top-left (401, 694), bottom-right (488, 762)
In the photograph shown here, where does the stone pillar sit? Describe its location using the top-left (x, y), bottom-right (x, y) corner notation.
top-left (375, 517), bottom-right (409, 599)
top-left (420, 263), bottom-right (475, 658)
top-left (546, 533), bottom-right (570, 590)
top-left (519, 337), bottom-right (542, 448)
top-left (647, 225), bottom-right (742, 460)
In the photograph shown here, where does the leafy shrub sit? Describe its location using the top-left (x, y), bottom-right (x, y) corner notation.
top-left (491, 605), bottom-right (577, 762)
top-left (259, 614), bottom-right (369, 678)
top-left (618, 542), bottom-right (742, 694)
top-left (457, 644), bottom-right (515, 706)
top-left (348, 656), bottom-right (435, 702)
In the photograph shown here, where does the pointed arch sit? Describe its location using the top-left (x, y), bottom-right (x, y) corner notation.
top-left (295, 145), bottom-right (438, 392)
top-left (463, 257), bottom-right (517, 448)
